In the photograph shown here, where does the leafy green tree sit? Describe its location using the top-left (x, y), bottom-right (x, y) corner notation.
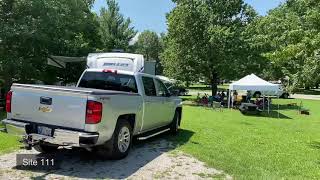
top-left (134, 30), bottom-right (165, 74)
top-left (251, 0), bottom-right (320, 91)
top-left (98, 0), bottom-right (137, 51)
top-left (163, 0), bottom-right (257, 95)
top-left (0, 0), bottom-right (101, 91)
top-left (135, 30), bottom-right (161, 61)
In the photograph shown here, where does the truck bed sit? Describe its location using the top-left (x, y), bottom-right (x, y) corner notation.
top-left (10, 83), bottom-right (138, 130)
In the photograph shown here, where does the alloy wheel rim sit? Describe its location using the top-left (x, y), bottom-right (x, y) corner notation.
top-left (118, 126), bottom-right (130, 153)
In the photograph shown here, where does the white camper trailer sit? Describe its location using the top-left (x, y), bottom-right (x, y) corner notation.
top-left (86, 53), bottom-right (156, 75)
top-left (48, 52), bottom-right (157, 75)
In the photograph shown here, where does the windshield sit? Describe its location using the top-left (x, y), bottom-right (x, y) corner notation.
top-left (78, 72), bottom-right (138, 93)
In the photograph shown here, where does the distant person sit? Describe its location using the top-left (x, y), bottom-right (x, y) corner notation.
top-left (221, 91), bottom-right (226, 101)
top-left (246, 90), bottom-right (252, 103)
top-left (214, 92), bottom-right (221, 102)
top-left (232, 90), bottom-right (238, 106)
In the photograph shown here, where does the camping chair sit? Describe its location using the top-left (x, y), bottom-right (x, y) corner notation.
top-left (298, 101), bottom-right (310, 115)
top-left (212, 101), bottom-right (223, 111)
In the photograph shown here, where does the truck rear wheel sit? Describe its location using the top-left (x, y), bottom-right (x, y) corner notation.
top-left (33, 143), bottom-right (59, 153)
top-left (170, 111), bottom-right (180, 135)
top-left (96, 120), bottom-right (133, 160)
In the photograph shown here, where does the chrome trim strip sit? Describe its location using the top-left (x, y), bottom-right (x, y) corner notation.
top-left (2, 119), bottom-right (29, 128)
top-left (2, 119), bottom-right (28, 136)
top-left (137, 128), bottom-right (170, 140)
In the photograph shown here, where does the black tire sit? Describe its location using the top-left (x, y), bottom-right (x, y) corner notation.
top-left (170, 111), bottom-right (180, 134)
top-left (33, 143), bottom-right (59, 153)
top-left (95, 120), bottom-right (133, 160)
top-left (282, 93), bottom-right (289, 99)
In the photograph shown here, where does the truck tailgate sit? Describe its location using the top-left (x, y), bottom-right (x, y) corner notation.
top-left (11, 85), bottom-right (89, 130)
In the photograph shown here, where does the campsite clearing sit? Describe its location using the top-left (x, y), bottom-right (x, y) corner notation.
top-left (172, 98), bottom-right (320, 179)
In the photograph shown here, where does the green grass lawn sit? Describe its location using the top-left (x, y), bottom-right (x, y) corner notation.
top-left (0, 111), bottom-right (20, 155)
top-left (172, 99), bottom-right (320, 179)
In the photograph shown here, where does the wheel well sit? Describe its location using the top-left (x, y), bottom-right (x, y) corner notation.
top-left (176, 107), bottom-right (182, 125)
top-left (117, 114), bottom-right (136, 129)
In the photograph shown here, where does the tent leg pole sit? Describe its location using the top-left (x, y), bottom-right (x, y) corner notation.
top-left (268, 97), bottom-right (270, 114)
top-left (263, 94), bottom-right (265, 111)
top-left (232, 91), bottom-right (234, 108)
top-left (278, 95), bottom-right (280, 119)
top-left (228, 90), bottom-right (230, 109)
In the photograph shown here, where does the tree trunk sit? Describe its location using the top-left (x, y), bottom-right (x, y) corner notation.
top-left (3, 75), bottom-right (13, 94)
top-left (211, 72), bottom-right (218, 96)
top-left (186, 81), bottom-right (190, 88)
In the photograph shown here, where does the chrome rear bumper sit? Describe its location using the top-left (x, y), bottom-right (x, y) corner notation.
top-left (2, 119), bottom-right (28, 136)
top-left (2, 119), bottom-right (99, 147)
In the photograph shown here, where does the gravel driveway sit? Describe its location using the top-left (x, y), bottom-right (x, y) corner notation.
top-left (0, 139), bottom-right (231, 180)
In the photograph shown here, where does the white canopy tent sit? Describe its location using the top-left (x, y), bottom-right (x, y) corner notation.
top-left (228, 74), bottom-right (281, 114)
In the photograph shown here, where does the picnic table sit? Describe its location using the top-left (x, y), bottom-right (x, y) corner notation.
top-left (239, 103), bottom-right (262, 115)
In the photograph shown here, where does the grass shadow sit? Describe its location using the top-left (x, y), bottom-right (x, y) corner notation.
top-left (259, 111), bottom-right (292, 119)
top-left (270, 104), bottom-right (300, 111)
top-left (309, 141), bottom-right (320, 150)
top-left (240, 110), bottom-right (292, 119)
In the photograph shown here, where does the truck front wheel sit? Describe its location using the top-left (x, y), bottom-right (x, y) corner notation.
top-left (33, 143), bottom-right (59, 153)
top-left (170, 111), bottom-right (180, 135)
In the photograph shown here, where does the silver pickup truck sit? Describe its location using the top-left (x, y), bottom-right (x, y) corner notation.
top-left (3, 69), bottom-right (182, 159)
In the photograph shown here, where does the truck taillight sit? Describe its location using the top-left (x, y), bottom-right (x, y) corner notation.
top-left (85, 100), bottom-right (102, 124)
top-left (6, 91), bottom-right (12, 113)
top-left (103, 69), bottom-right (117, 74)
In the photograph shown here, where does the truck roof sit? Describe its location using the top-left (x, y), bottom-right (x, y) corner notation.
top-left (84, 68), bottom-right (160, 79)
top-left (88, 52), bottom-right (143, 59)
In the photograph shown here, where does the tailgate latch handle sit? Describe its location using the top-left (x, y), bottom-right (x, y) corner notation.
top-left (40, 97), bottom-right (52, 105)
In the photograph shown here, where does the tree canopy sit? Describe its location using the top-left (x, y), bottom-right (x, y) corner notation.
top-left (250, 0), bottom-right (320, 91)
top-left (98, 0), bottom-right (137, 52)
top-left (1, 0), bottom-right (320, 94)
top-left (0, 0), bottom-right (101, 90)
top-left (134, 30), bottom-right (165, 74)
top-left (0, 0), bottom-right (137, 91)
top-left (135, 30), bottom-right (161, 61)
top-left (162, 0), bottom-right (258, 94)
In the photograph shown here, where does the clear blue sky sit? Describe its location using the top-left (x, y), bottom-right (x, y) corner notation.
top-left (93, 0), bottom-right (284, 33)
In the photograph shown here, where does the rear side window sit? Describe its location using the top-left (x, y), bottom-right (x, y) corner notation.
top-left (142, 77), bottom-right (156, 96)
top-left (78, 72), bottom-right (138, 93)
top-left (155, 79), bottom-right (169, 97)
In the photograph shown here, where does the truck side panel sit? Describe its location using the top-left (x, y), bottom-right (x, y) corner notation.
top-left (91, 94), bottom-right (143, 145)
